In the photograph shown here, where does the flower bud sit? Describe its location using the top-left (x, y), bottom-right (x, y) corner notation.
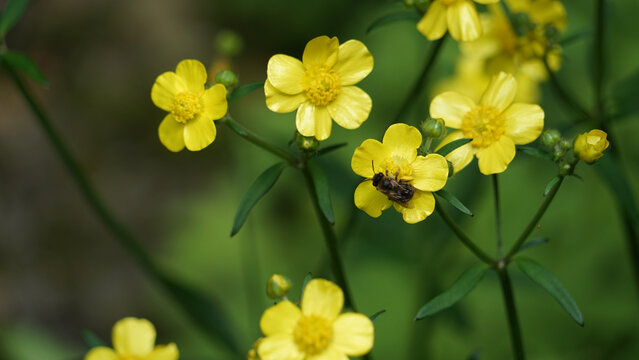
top-left (422, 118), bottom-right (446, 139)
top-left (296, 133), bottom-right (319, 152)
top-left (574, 129), bottom-right (610, 163)
top-left (266, 274), bottom-right (292, 299)
top-left (540, 129), bottom-right (561, 147)
top-left (414, 0), bottom-right (431, 12)
top-left (512, 12), bottom-right (534, 36)
top-left (215, 29), bottom-right (244, 58)
top-left (215, 70), bottom-right (238, 88)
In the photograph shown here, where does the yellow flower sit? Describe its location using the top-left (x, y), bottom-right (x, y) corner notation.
top-left (574, 129), bottom-right (609, 163)
top-left (151, 59), bottom-right (228, 152)
top-left (265, 36), bottom-right (373, 141)
top-left (84, 317), bottom-right (179, 360)
top-left (432, 72), bottom-right (544, 175)
top-left (351, 124), bottom-right (449, 224)
top-left (257, 279), bottom-right (374, 360)
top-left (417, 0), bottom-right (500, 42)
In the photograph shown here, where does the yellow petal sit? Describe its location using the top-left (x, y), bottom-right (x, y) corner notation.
top-left (302, 36), bottom-right (339, 68)
top-left (176, 59), bottom-right (207, 93)
top-left (382, 124), bottom-right (422, 163)
top-left (258, 333), bottom-right (304, 360)
top-left (307, 346), bottom-right (348, 360)
top-left (327, 86), bottom-right (371, 130)
top-left (85, 347), bottom-right (118, 360)
top-left (480, 72), bottom-right (517, 113)
top-left (158, 114), bottom-right (185, 152)
top-left (331, 313), bottom-right (374, 356)
top-left (502, 103), bottom-right (544, 145)
top-left (411, 154), bottom-right (449, 192)
top-left (265, 80), bottom-right (306, 113)
top-left (184, 115), bottom-right (216, 151)
top-left (201, 83), bottom-right (228, 120)
top-left (351, 139), bottom-right (388, 178)
top-left (438, 131), bottom-right (477, 174)
top-left (260, 300), bottom-right (301, 336)
top-left (447, 0), bottom-right (482, 41)
top-left (151, 72), bottom-right (186, 111)
top-left (354, 180), bottom-right (393, 217)
top-left (417, 1), bottom-right (448, 40)
top-left (430, 91), bottom-right (476, 129)
top-left (393, 190), bottom-right (435, 224)
top-left (267, 54), bottom-right (305, 95)
top-left (315, 106), bottom-right (333, 141)
top-left (147, 343), bottom-right (179, 360)
top-left (296, 102), bottom-right (332, 140)
top-left (334, 40), bottom-right (373, 86)
top-left (476, 136), bottom-right (516, 175)
top-left (112, 317), bottom-right (156, 357)
top-left (301, 279), bottom-right (343, 321)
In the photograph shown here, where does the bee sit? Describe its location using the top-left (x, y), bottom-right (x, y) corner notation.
top-left (371, 161), bottom-right (415, 205)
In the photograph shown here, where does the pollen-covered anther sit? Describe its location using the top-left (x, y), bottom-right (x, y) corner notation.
top-left (461, 105), bottom-right (505, 148)
top-left (302, 65), bottom-right (340, 106)
top-left (293, 315), bottom-right (333, 355)
top-left (171, 92), bottom-right (202, 124)
top-left (382, 158), bottom-right (414, 182)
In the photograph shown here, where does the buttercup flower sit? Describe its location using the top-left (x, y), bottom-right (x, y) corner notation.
top-left (351, 124), bottom-right (449, 224)
top-left (84, 317), bottom-right (178, 360)
top-left (574, 129), bottom-right (609, 163)
top-left (257, 279), bottom-right (374, 360)
top-left (417, 0), bottom-right (500, 42)
top-left (151, 59), bottom-right (228, 152)
top-left (265, 36), bottom-right (373, 140)
top-left (432, 72), bottom-right (544, 175)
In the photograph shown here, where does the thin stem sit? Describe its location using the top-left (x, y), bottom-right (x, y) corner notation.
top-left (543, 58), bottom-right (593, 122)
top-left (435, 199), bottom-right (495, 264)
top-left (593, 0), bottom-right (605, 124)
top-left (497, 268), bottom-right (525, 360)
top-left (506, 176), bottom-right (565, 259)
top-left (222, 116), bottom-right (298, 164)
top-left (391, 36), bottom-right (447, 125)
top-left (492, 174), bottom-right (504, 257)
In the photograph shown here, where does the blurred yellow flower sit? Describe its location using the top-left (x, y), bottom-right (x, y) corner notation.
top-left (417, 0), bottom-right (500, 42)
top-left (432, 72), bottom-right (544, 175)
top-left (151, 59), bottom-right (228, 152)
top-left (84, 317), bottom-right (178, 360)
top-left (265, 36), bottom-right (373, 141)
top-left (574, 129), bottom-right (609, 163)
top-left (351, 124), bottom-right (449, 224)
top-left (257, 279), bottom-right (374, 360)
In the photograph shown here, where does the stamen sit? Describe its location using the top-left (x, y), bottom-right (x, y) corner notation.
top-left (461, 105), bottom-right (505, 148)
top-left (171, 92), bottom-right (202, 124)
top-left (302, 65), bottom-right (340, 106)
top-left (293, 315), bottom-right (333, 355)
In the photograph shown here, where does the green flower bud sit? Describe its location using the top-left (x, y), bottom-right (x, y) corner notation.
top-left (541, 129), bottom-right (561, 147)
top-left (403, 0), bottom-right (415, 7)
top-left (512, 12), bottom-right (534, 36)
top-left (559, 138), bottom-right (572, 151)
top-left (422, 118), bottom-right (446, 139)
top-left (544, 25), bottom-right (560, 47)
top-left (215, 70), bottom-right (238, 88)
top-left (215, 29), bottom-right (244, 58)
top-left (296, 133), bottom-right (319, 152)
top-left (266, 274), bottom-right (292, 299)
top-left (414, 0), bottom-right (431, 12)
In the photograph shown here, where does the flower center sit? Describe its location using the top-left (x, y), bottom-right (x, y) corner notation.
top-left (171, 92), bottom-right (201, 124)
top-left (379, 157), bottom-right (414, 182)
top-left (302, 65), bottom-right (340, 107)
top-left (461, 105), bottom-right (505, 148)
top-left (293, 315), bottom-right (333, 355)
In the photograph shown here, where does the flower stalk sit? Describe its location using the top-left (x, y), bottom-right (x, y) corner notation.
top-left (497, 267), bottom-right (525, 360)
top-left (493, 174), bottom-right (504, 257)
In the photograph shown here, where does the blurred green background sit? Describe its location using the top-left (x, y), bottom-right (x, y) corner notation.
top-left (1, 0), bottom-right (638, 359)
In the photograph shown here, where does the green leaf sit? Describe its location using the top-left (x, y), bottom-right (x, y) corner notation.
top-left (543, 176), bottom-right (560, 196)
top-left (369, 309), bottom-right (386, 322)
top-left (1, 50), bottom-right (48, 85)
top-left (515, 257), bottom-right (584, 326)
top-left (366, 11), bottom-right (421, 34)
top-left (300, 273), bottom-right (313, 299)
top-left (596, 155), bottom-right (639, 231)
top-left (228, 81), bottom-right (264, 103)
top-left (560, 30), bottom-right (592, 46)
top-left (231, 162), bottom-right (287, 237)
top-left (317, 142), bottom-right (347, 156)
top-left (81, 330), bottom-right (106, 348)
top-left (224, 118), bottom-right (248, 136)
top-left (0, 0), bottom-right (29, 36)
top-left (517, 145), bottom-right (552, 160)
top-left (435, 189), bottom-right (473, 216)
top-left (436, 138), bottom-right (471, 157)
top-left (415, 263), bottom-right (488, 320)
top-left (611, 68), bottom-right (639, 120)
top-left (519, 237), bottom-right (549, 252)
top-left (307, 160), bottom-right (335, 224)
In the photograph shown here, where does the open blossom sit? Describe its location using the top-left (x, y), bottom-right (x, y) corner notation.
top-left (265, 36), bottom-right (373, 140)
top-left (351, 124), bottom-right (449, 224)
top-left (257, 279), bottom-right (374, 360)
top-left (432, 72), bottom-right (544, 175)
top-left (417, 0), bottom-right (500, 42)
top-left (574, 129), bottom-right (609, 163)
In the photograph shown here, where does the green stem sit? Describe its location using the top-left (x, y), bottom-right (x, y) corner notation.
top-left (492, 174), bottom-right (504, 257)
top-left (435, 199), bottom-right (495, 264)
top-left (506, 176), bottom-right (565, 259)
top-left (497, 267), bottom-right (525, 360)
top-left (392, 36), bottom-right (447, 125)
top-left (543, 58), bottom-right (593, 122)
top-left (222, 116), bottom-right (298, 164)
top-left (593, 0), bottom-right (605, 125)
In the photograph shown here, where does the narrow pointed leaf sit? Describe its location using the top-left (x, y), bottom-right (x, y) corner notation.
top-left (369, 309), bottom-right (386, 322)
top-left (517, 145), bottom-right (552, 160)
top-left (366, 11), bottom-right (421, 34)
top-left (544, 176), bottom-right (560, 196)
top-left (81, 330), bottom-right (106, 348)
top-left (515, 257), bottom-right (584, 326)
top-left (415, 263), bottom-right (488, 320)
top-left (307, 160), bottom-right (335, 224)
top-left (228, 81), bottom-right (264, 103)
top-left (436, 138), bottom-right (471, 157)
top-left (317, 142), bottom-right (347, 156)
top-left (571, 173), bottom-right (584, 181)
top-left (0, 0), bottom-right (29, 36)
top-left (560, 30), bottom-right (591, 46)
top-left (610, 68), bottom-right (639, 120)
top-left (1, 50), bottom-right (48, 85)
top-left (519, 237), bottom-right (549, 252)
top-left (435, 189), bottom-right (473, 216)
top-left (231, 162), bottom-right (287, 236)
